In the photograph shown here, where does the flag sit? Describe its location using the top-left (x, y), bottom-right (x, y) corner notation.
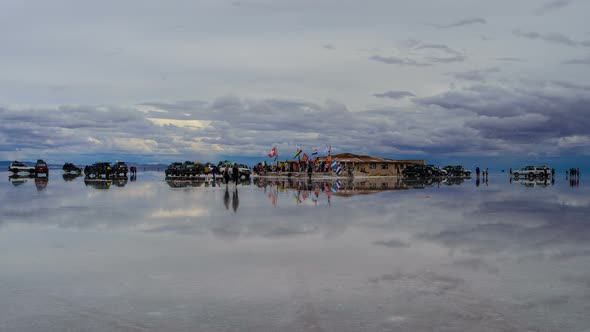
top-left (312, 148), bottom-right (318, 155)
top-left (331, 161), bottom-right (338, 169)
top-left (302, 153), bottom-right (309, 162)
top-left (294, 148), bottom-right (302, 159)
top-left (268, 145), bottom-right (277, 158)
top-left (336, 165), bottom-right (342, 175)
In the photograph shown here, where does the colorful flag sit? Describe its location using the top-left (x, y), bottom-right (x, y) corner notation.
top-left (268, 145), bottom-right (277, 158)
top-left (302, 153), bottom-right (309, 162)
top-left (294, 148), bottom-right (302, 159)
top-left (312, 148), bottom-right (318, 155)
top-left (336, 165), bottom-right (342, 175)
top-left (331, 161), bottom-right (338, 169)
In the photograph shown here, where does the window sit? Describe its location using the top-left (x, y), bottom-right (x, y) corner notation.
top-left (369, 163), bottom-right (376, 169)
top-left (381, 164), bottom-right (388, 169)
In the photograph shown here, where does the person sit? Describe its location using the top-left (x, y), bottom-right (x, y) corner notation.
top-left (476, 167), bottom-right (480, 177)
top-left (232, 163), bottom-right (239, 184)
top-left (223, 164), bottom-right (230, 184)
top-left (509, 167), bottom-right (512, 175)
top-left (307, 162), bottom-right (313, 179)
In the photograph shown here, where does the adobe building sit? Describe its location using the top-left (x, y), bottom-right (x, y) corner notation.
top-left (285, 153), bottom-right (425, 176)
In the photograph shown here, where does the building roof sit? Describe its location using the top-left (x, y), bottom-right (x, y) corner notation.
top-left (286, 153), bottom-right (424, 164)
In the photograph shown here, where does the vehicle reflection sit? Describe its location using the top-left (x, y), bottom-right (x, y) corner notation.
top-left (34, 176), bottom-right (48, 191)
top-left (166, 177), bottom-right (250, 188)
top-left (62, 173), bottom-right (83, 182)
top-left (112, 177), bottom-right (128, 187)
top-left (8, 174), bottom-right (35, 187)
top-left (84, 179), bottom-right (112, 189)
top-left (510, 177), bottom-right (554, 188)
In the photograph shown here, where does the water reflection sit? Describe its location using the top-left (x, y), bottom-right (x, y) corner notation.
top-left (0, 172), bottom-right (589, 331)
top-left (62, 173), bottom-right (82, 182)
top-left (8, 174), bottom-right (34, 187)
top-left (34, 176), bottom-right (48, 191)
top-left (84, 179), bottom-right (112, 189)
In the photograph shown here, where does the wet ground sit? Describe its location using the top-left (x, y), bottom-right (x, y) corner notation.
top-left (0, 172), bottom-right (588, 331)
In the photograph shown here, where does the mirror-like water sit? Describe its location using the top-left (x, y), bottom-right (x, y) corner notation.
top-left (0, 172), bottom-right (588, 331)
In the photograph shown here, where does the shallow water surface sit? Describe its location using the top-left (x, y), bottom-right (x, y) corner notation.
top-left (0, 172), bottom-right (588, 331)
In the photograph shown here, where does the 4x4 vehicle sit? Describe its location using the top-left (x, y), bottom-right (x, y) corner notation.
top-left (180, 161), bottom-right (205, 177)
top-left (427, 165), bottom-right (447, 177)
top-left (237, 164), bottom-right (251, 179)
top-left (165, 162), bottom-right (184, 177)
top-left (513, 166), bottom-right (550, 179)
top-left (63, 162), bottom-right (83, 174)
top-left (402, 165), bottom-right (433, 178)
top-left (443, 165), bottom-right (472, 177)
top-left (112, 161), bottom-right (128, 177)
top-left (34, 159), bottom-right (49, 176)
top-left (84, 162), bottom-right (112, 178)
top-left (8, 161), bottom-right (34, 174)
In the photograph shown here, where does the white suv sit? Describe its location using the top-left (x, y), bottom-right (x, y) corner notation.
top-left (8, 161), bottom-right (34, 174)
top-left (513, 166), bottom-right (550, 178)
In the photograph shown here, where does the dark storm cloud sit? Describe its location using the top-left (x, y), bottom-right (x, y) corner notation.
top-left (373, 91), bottom-right (415, 99)
top-left (3, 77), bottom-right (590, 161)
top-left (416, 82), bottom-right (590, 148)
top-left (369, 55), bottom-right (431, 67)
top-left (562, 54), bottom-right (590, 65)
top-left (435, 17), bottom-right (486, 28)
top-left (512, 29), bottom-right (582, 47)
top-left (446, 67), bottom-right (501, 82)
top-left (534, 0), bottom-right (573, 15)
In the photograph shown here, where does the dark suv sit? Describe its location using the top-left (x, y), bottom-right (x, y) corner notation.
top-left (165, 162), bottom-right (184, 177)
top-left (84, 162), bottom-right (112, 178)
top-left (34, 160), bottom-right (49, 176)
top-left (112, 162), bottom-right (128, 177)
top-left (63, 162), bottom-right (83, 174)
top-left (402, 165), bottom-right (433, 178)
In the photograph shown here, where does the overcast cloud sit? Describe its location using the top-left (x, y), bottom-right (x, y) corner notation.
top-left (0, 0), bottom-right (589, 164)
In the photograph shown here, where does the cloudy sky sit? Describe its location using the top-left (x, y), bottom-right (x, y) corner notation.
top-left (1, 0), bottom-right (589, 166)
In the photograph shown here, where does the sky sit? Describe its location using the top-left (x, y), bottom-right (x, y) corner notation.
top-left (0, 0), bottom-right (589, 169)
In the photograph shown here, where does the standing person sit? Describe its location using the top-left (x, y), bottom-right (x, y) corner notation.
top-left (223, 164), bottom-right (230, 184)
top-left (486, 168), bottom-right (489, 178)
top-left (307, 161), bottom-right (313, 179)
top-left (232, 163), bottom-right (240, 184)
top-left (509, 167), bottom-right (512, 175)
top-left (476, 167), bottom-right (480, 178)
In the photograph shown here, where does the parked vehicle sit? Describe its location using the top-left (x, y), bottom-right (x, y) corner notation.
top-left (34, 159), bottom-right (49, 176)
top-left (84, 162), bottom-right (112, 179)
top-left (443, 165), bottom-right (472, 177)
top-left (237, 164), bottom-right (252, 179)
top-left (180, 161), bottom-right (205, 177)
top-left (513, 166), bottom-right (550, 179)
top-left (402, 165), bottom-right (433, 178)
top-left (427, 165), bottom-right (447, 177)
top-left (8, 161), bottom-right (34, 174)
top-left (165, 162), bottom-right (184, 177)
top-left (112, 161), bottom-right (128, 177)
top-left (63, 162), bottom-right (83, 174)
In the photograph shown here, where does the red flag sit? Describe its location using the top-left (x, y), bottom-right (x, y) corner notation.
top-left (302, 153), bottom-right (309, 162)
top-left (268, 146), bottom-right (277, 158)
